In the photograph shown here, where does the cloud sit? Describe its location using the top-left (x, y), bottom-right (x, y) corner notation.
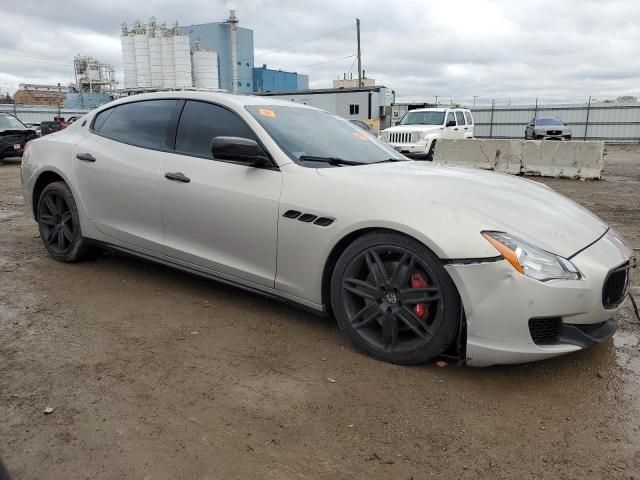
top-left (1, 0), bottom-right (639, 105)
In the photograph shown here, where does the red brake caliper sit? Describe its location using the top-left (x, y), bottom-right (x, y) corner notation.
top-left (410, 271), bottom-right (430, 320)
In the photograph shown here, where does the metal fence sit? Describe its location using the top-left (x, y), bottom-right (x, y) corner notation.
top-left (470, 101), bottom-right (640, 143)
top-left (0, 105), bottom-right (91, 124)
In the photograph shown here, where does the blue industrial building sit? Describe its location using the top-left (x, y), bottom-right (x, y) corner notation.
top-left (179, 21), bottom-right (255, 93)
top-left (252, 65), bottom-right (309, 93)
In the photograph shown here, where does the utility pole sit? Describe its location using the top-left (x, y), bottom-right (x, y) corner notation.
top-left (473, 96), bottom-right (478, 107)
top-left (356, 18), bottom-right (362, 87)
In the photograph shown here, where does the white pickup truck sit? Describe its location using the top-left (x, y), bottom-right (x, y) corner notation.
top-left (379, 108), bottom-right (474, 160)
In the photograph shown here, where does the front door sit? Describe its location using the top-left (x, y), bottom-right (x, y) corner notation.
top-left (159, 100), bottom-right (282, 288)
top-left (443, 111), bottom-right (459, 139)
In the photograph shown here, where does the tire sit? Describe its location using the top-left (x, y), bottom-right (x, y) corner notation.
top-left (425, 141), bottom-right (436, 162)
top-left (37, 181), bottom-right (89, 262)
top-left (330, 231), bottom-right (461, 364)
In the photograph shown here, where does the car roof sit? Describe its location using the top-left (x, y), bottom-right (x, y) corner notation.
top-left (407, 107), bottom-right (468, 113)
top-left (98, 90), bottom-right (318, 113)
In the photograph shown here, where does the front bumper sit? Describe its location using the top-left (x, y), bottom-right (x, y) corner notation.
top-left (445, 229), bottom-right (633, 366)
top-left (0, 144), bottom-right (24, 159)
top-left (385, 140), bottom-right (430, 157)
top-left (535, 133), bottom-right (572, 140)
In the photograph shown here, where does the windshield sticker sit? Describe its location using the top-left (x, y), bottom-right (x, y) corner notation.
top-left (259, 108), bottom-right (276, 118)
top-left (352, 131), bottom-right (368, 141)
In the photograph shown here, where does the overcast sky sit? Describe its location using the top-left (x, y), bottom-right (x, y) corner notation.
top-left (1, 0), bottom-right (639, 105)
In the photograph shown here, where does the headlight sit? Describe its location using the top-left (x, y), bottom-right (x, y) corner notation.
top-left (420, 132), bottom-right (433, 141)
top-left (534, 128), bottom-right (545, 134)
top-left (481, 231), bottom-right (581, 281)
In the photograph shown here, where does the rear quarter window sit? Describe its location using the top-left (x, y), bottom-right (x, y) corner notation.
top-left (464, 111), bottom-right (473, 125)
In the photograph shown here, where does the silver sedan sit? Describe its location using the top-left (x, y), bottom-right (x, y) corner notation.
top-left (21, 92), bottom-right (634, 366)
top-left (525, 117), bottom-right (573, 140)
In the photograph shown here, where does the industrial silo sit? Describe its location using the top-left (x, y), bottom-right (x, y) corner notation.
top-left (121, 24), bottom-right (137, 89)
top-left (160, 25), bottom-right (176, 89)
top-left (133, 22), bottom-right (151, 88)
top-left (192, 42), bottom-right (219, 90)
top-left (173, 31), bottom-right (192, 88)
top-left (148, 18), bottom-right (164, 88)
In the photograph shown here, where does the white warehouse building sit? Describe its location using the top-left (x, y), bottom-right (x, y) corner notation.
top-left (120, 18), bottom-right (219, 91)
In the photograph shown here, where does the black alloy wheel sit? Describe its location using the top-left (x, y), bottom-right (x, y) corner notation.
top-left (331, 232), bottom-right (461, 364)
top-left (37, 181), bottom-right (88, 262)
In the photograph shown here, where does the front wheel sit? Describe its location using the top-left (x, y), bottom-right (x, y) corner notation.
top-left (330, 232), bottom-right (461, 364)
top-left (37, 181), bottom-right (89, 262)
top-left (425, 141), bottom-right (436, 162)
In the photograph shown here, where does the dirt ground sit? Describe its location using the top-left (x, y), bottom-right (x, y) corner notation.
top-left (1, 145), bottom-right (639, 480)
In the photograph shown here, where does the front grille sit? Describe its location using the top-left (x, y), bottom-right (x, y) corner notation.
top-left (546, 130), bottom-right (562, 135)
top-left (528, 317), bottom-right (562, 345)
top-left (603, 261), bottom-right (630, 309)
top-left (389, 132), bottom-right (415, 144)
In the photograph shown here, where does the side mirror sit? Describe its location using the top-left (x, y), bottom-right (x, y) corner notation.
top-left (446, 120), bottom-right (456, 127)
top-left (211, 136), bottom-right (268, 166)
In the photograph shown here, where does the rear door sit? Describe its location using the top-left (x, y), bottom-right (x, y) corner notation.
top-left (464, 111), bottom-right (474, 137)
top-left (74, 99), bottom-right (178, 252)
top-left (455, 110), bottom-right (467, 138)
top-left (159, 100), bottom-right (282, 287)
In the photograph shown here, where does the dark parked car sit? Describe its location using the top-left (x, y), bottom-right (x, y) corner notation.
top-left (525, 117), bottom-right (572, 140)
top-left (0, 113), bottom-right (38, 160)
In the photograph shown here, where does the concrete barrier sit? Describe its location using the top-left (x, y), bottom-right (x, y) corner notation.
top-left (520, 141), bottom-right (605, 179)
top-left (432, 139), bottom-right (605, 179)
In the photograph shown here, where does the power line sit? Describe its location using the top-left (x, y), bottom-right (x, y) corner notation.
top-left (233, 54), bottom-right (357, 84)
top-left (254, 24), bottom-right (355, 60)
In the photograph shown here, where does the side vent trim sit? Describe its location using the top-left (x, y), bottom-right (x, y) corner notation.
top-left (282, 210), bottom-right (335, 227)
top-left (314, 217), bottom-right (334, 227)
top-left (283, 210), bottom-right (301, 219)
top-left (298, 213), bottom-right (318, 223)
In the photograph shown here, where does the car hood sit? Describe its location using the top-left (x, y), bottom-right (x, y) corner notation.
top-left (317, 161), bottom-right (607, 258)
top-left (0, 128), bottom-right (33, 135)
top-left (383, 124), bottom-right (443, 133)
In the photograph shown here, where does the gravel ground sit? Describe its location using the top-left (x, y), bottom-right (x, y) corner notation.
top-left (1, 145), bottom-right (639, 479)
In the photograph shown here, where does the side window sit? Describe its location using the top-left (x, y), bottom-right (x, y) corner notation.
top-left (446, 111), bottom-right (456, 126)
top-left (96, 100), bottom-right (177, 149)
top-left (464, 111), bottom-right (473, 125)
top-left (349, 104), bottom-right (360, 115)
top-left (455, 111), bottom-right (466, 125)
top-left (175, 101), bottom-right (257, 158)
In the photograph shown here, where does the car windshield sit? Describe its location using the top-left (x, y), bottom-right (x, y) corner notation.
top-left (400, 111), bottom-right (445, 125)
top-left (535, 118), bottom-right (563, 126)
top-left (0, 115), bottom-right (26, 129)
top-left (246, 105), bottom-right (405, 166)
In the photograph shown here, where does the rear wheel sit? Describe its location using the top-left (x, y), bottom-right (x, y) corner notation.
top-left (330, 232), bottom-right (461, 364)
top-left (37, 181), bottom-right (89, 262)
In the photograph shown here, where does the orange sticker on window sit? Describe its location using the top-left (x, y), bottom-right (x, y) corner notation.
top-left (352, 131), bottom-right (368, 141)
top-left (259, 108), bottom-right (276, 118)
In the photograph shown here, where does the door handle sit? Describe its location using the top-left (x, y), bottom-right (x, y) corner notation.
top-left (164, 172), bottom-right (191, 183)
top-left (453, 128), bottom-right (459, 130)
top-left (76, 153), bottom-right (96, 162)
